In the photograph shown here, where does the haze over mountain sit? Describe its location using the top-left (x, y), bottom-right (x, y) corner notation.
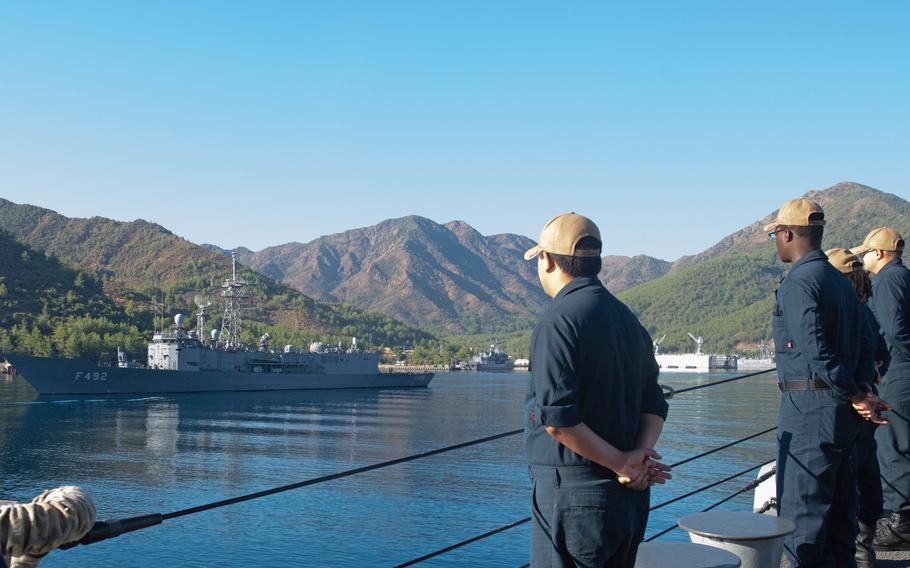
top-left (0, 198), bottom-right (431, 349)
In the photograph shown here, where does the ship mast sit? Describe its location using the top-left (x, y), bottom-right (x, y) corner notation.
top-left (219, 253), bottom-right (247, 350)
top-left (194, 294), bottom-right (212, 343)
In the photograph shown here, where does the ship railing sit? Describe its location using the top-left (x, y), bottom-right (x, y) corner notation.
top-left (55, 367), bottom-right (779, 564)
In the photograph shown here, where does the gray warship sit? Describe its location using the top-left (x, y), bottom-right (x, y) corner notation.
top-left (4, 255), bottom-right (433, 395)
top-left (466, 344), bottom-right (514, 371)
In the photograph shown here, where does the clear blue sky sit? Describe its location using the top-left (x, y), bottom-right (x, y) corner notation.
top-left (0, 2), bottom-right (907, 260)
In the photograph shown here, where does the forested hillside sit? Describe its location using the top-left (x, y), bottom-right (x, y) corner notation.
top-left (0, 200), bottom-right (432, 357)
top-left (619, 182), bottom-right (910, 352)
top-left (0, 229), bottom-right (147, 361)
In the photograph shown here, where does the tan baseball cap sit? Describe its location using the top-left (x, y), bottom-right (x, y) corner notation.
top-left (825, 248), bottom-right (863, 274)
top-left (763, 198), bottom-right (826, 233)
top-left (850, 227), bottom-right (905, 256)
top-left (523, 212), bottom-right (602, 261)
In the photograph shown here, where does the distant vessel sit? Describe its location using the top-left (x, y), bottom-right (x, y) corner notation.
top-left (738, 340), bottom-right (776, 371)
top-left (467, 345), bottom-right (515, 371)
top-left (653, 332), bottom-right (738, 372)
top-left (3, 255), bottom-right (433, 395)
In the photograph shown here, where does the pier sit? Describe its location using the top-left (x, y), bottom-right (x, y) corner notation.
top-left (380, 363), bottom-right (455, 373)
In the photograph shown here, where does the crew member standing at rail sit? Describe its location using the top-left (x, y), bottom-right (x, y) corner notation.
top-left (852, 227), bottom-right (910, 550)
top-left (767, 199), bottom-right (887, 567)
top-left (827, 247), bottom-right (892, 567)
top-left (523, 212), bottom-right (671, 568)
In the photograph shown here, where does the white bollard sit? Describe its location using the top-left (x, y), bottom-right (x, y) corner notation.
top-left (679, 511), bottom-right (795, 568)
top-left (635, 542), bottom-right (742, 568)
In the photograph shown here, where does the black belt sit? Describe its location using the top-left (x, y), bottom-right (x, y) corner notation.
top-left (779, 378), bottom-right (830, 391)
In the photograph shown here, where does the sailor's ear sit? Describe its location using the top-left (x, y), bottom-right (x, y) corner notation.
top-left (540, 252), bottom-right (557, 273)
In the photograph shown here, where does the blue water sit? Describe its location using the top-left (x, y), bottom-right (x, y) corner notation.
top-left (0, 370), bottom-right (780, 567)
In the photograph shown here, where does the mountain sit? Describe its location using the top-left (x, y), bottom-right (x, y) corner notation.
top-left (618, 182), bottom-right (910, 352)
top-left (234, 216), bottom-right (549, 335)
top-left (0, 228), bottom-right (148, 361)
top-left (0, 199), bottom-right (431, 348)
top-left (220, 217), bottom-right (673, 332)
top-left (4, 181), bottom-right (903, 358)
top-left (201, 244), bottom-right (254, 263)
top-left (599, 255), bottom-right (672, 293)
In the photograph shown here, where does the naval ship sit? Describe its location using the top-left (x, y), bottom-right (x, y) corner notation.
top-left (466, 345), bottom-right (515, 371)
top-left (3, 255), bottom-right (433, 395)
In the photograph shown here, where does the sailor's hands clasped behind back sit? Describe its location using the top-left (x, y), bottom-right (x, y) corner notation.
top-left (852, 389), bottom-right (891, 425)
top-left (616, 448), bottom-right (672, 491)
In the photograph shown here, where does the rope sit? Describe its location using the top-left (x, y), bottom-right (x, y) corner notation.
top-left (667, 426), bottom-right (775, 470)
top-left (649, 459), bottom-right (773, 514)
top-left (61, 428), bottom-right (522, 549)
top-left (60, 366), bottom-right (774, 552)
top-left (665, 368), bottom-right (776, 396)
top-left (393, 518), bottom-right (532, 568)
top-left (394, 429), bottom-right (777, 566)
top-left (0, 486), bottom-right (96, 567)
top-left (644, 459), bottom-right (775, 541)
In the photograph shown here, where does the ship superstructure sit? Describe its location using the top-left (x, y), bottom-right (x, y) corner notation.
top-left (467, 345), bottom-right (514, 371)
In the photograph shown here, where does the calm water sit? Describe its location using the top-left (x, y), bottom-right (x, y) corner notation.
top-left (0, 370), bottom-right (780, 567)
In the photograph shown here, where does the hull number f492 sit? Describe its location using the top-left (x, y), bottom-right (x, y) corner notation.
top-left (75, 371), bottom-right (108, 381)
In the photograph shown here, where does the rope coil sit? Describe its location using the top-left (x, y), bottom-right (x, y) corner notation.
top-left (0, 486), bottom-right (96, 567)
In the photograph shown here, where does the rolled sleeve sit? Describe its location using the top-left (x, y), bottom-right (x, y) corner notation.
top-left (530, 318), bottom-right (581, 428)
top-left (540, 402), bottom-right (581, 428)
top-left (639, 329), bottom-right (669, 419)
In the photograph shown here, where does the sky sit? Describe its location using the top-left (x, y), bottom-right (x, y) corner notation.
top-left (0, 2), bottom-right (908, 260)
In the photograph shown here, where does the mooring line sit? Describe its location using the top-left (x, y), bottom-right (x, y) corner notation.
top-left (668, 368), bottom-right (776, 396)
top-left (394, 428), bottom-right (777, 566)
top-left (62, 428), bottom-right (522, 549)
top-left (61, 366), bottom-right (776, 552)
top-left (644, 460), bottom-right (776, 542)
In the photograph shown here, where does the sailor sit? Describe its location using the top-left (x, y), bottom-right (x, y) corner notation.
top-left (766, 199), bottom-right (887, 566)
top-left (523, 212), bottom-right (671, 567)
top-left (851, 227), bottom-right (910, 550)
top-left (827, 247), bottom-right (892, 567)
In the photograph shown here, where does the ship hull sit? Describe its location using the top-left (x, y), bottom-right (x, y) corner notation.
top-left (471, 363), bottom-right (515, 371)
top-left (3, 355), bottom-right (433, 395)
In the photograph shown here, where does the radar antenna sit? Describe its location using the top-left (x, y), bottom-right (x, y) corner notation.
top-left (653, 334), bottom-right (667, 355)
top-left (218, 253), bottom-right (248, 350)
top-left (194, 293), bottom-right (213, 343)
top-left (687, 332), bottom-right (705, 356)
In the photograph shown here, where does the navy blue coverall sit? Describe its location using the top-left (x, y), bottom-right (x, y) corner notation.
top-left (872, 258), bottom-right (910, 515)
top-left (525, 276), bottom-right (669, 568)
top-left (773, 250), bottom-right (864, 567)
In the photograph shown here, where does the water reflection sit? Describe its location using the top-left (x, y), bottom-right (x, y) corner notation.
top-left (0, 371), bottom-right (781, 566)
